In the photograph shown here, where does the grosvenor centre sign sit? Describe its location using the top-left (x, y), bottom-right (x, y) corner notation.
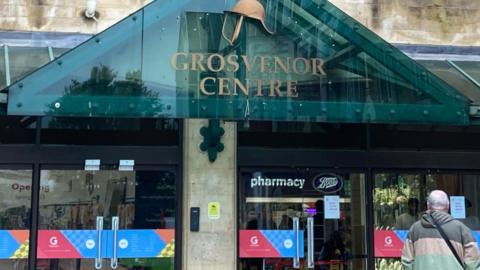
top-left (171, 53), bottom-right (327, 97)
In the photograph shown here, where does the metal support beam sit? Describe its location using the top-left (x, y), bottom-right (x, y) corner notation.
top-left (27, 163), bottom-right (40, 270)
top-left (4, 45), bottom-right (10, 86)
top-left (47, 46), bottom-right (54, 61)
top-left (447, 60), bottom-right (480, 89)
top-left (324, 45), bottom-right (361, 69)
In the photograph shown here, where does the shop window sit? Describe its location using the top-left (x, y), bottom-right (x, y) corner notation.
top-left (40, 117), bottom-right (179, 145)
top-left (238, 168), bottom-right (367, 270)
top-left (0, 169), bottom-right (32, 269)
top-left (373, 172), bottom-right (480, 268)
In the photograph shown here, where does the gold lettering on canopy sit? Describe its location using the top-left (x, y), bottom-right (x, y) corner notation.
top-left (171, 53), bottom-right (327, 97)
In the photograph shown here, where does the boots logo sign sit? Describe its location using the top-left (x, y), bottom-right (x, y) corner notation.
top-left (312, 174), bottom-right (343, 194)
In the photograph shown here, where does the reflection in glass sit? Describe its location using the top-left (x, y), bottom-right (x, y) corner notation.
top-left (0, 170), bottom-right (32, 270)
top-left (38, 170), bottom-right (176, 270)
top-left (373, 174), bottom-right (425, 230)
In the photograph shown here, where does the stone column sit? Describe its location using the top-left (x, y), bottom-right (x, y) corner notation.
top-left (182, 119), bottom-right (237, 270)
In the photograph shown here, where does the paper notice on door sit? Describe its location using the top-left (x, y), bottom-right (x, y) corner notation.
top-left (450, 196), bottom-right (466, 219)
top-left (324, 195), bottom-right (340, 219)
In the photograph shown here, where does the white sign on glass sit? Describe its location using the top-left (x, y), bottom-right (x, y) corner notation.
top-left (450, 196), bottom-right (466, 219)
top-left (324, 195), bottom-right (340, 219)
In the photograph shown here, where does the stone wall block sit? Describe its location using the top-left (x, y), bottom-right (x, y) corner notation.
top-left (0, 17), bottom-right (31, 31)
top-left (1, 0), bottom-right (480, 45)
top-left (4, 0), bottom-right (27, 5)
top-left (0, 0), bottom-right (152, 33)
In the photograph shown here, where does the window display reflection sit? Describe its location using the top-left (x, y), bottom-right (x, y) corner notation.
top-left (374, 173), bottom-right (480, 269)
top-left (373, 174), bottom-right (426, 230)
top-left (0, 170), bottom-right (32, 270)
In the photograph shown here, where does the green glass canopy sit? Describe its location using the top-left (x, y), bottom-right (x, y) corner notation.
top-left (5, 0), bottom-right (471, 124)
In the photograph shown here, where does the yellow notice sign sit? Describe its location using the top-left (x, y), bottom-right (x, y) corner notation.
top-left (208, 202), bottom-right (220, 219)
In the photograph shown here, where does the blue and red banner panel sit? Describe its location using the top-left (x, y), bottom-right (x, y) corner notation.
top-left (239, 230), bottom-right (304, 258)
top-left (375, 230), bottom-right (480, 258)
top-left (0, 229), bottom-right (175, 259)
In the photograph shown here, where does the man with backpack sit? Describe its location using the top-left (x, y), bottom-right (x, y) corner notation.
top-left (401, 190), bottom-right (480, 270)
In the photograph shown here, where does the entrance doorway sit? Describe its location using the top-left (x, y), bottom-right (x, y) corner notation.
top-left (238, 168), bottom-right (367, 270)
top-left (0, 168), bottom-right (32, 270)
top-left (0, 148), bottom-right (180, 270)
top-left (36, 167), bottom-right (176, 270)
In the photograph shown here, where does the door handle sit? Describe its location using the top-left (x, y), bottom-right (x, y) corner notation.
top-left (307, 217), bottom-right (314, 268)
top-left (293, 217), bottom-right (300, 269)
top-left (95, 216), bottom-right (103, 270)
top-left (110, 216), bottom-right (119, 269)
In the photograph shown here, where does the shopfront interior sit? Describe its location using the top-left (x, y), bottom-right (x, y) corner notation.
top-left (238, 122), bottom-right (480, 270)
top-left (0, 117), bottom-right (181, 270)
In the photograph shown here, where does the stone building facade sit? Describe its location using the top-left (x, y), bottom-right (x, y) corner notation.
top-left (1, 0), bottom-right (479, 45)
top-left (0, 1), bottom-right (479, 270)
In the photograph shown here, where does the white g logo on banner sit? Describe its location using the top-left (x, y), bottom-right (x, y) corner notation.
top-left (384, 236), bottom-right (393, 247)
top-left (250, 236), bottom-right (259, 246)
top-left (49, 236), bottom-right (59, 247)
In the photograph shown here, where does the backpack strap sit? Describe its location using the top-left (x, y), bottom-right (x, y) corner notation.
top-left (429, 212), bottom-right (466, 270)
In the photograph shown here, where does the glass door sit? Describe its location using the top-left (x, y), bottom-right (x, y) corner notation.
top-left (0, 168), bottom-right (32, 270)
top-left (36, 166), bottom-right (176, 270)
top-left (239, 168), bottom-right (367, 270)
